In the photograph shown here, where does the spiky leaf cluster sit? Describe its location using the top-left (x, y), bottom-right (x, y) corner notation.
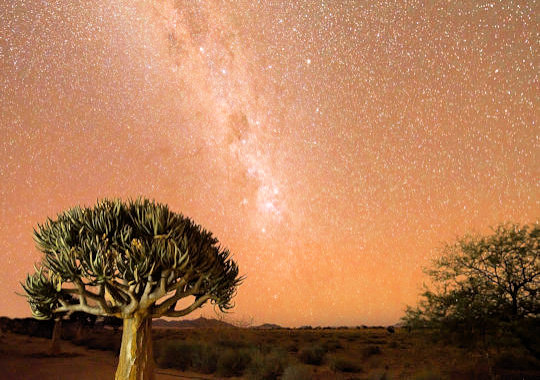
top-left (23, 198), bottom-right (243, 319)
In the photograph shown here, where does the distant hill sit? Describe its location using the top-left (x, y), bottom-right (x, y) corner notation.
top-left (253, 323), bottom-right (282, 330)
top-left (152, 316), bottom-right (236, 329)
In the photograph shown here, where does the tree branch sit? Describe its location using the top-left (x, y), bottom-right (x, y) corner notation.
top-left (53, 303), bottom-right (108, 316)
top-left (152, 276), bottom-right (204, 316)
top-left (123, 284), bottom-right (139, 316)
top-left (157, 294), bottom-right (212, 318)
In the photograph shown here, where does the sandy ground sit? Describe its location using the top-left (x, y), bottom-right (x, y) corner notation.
top-left (0, 333), bottom-right (216, 380)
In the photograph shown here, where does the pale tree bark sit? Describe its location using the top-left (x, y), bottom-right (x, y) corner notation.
top-left (115, 314), bottom-right (154, 380)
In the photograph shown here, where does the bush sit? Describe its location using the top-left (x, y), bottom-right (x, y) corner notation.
top-left (154, 341), bottom-right (193, 371)
top-left (329, 355), bottom-right (363, 373)
top-left (493, 351), bottom-right (540, 371)
top-left (247, 349), bottom-right (287, 380)
top-left (190, 343), bottom-right (218, 374)
top-left (364, 345), bottom-right (382, 357)
top-left (368, 369), bottom-right (390, 380)
top-left (74, 335), bottom-right (120, 353)
top-left (298, 345), bottom-right (325, 365)
top-left (323, 338), bottom-right (343, 351)
top-left (286, 342), bottom-right (298, 353)
top-left (217, 337), bottom-right (248, 349)
top-left (154, 340), bottom-right (218, 373)
top-left (217, 348), bottom-right (251, 377)
top-left (282, 364), bottom-right (312, 380)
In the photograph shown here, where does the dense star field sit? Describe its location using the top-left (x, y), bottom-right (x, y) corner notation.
top-left (0, 1), bottom-right (538, 326)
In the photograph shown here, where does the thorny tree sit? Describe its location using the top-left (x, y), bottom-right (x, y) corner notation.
top-left (23, 198), bottom-right (243, 380)
top-left (403, 223), bottom-right (539, 353)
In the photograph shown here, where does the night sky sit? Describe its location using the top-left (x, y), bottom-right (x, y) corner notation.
top-left (1, 0), bottom-right (538, 327)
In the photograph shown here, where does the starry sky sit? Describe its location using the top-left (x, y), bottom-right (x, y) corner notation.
top-left (0, 0), bottom-right (538, 327)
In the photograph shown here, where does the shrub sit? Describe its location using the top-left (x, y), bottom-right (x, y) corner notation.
top-left (346, 333), bottom-right (362, 341)
top-left (282, 364), bottom-right (312, 380)
top-left (154, 340), bottom-right (219, 373)
top-left (364, 345), bottom-right (382, 357)
top-left (323, 338), bottom-right (343, 351)
top-left (154, 341), bottom-right (193, 371)
top-left (329, 355), bottom-right (363, 373)
top-left (247, 349), bottom-right (287, 380)
top-left (217, 337), bottom-right (248, 349)
top-left (298, 345), bottom-right (325, 365)
top-left (74, 335), bottom-right (120, 353)
top-left (217, 348), bottom-right (251, 377)
top-left (190, 343), bottom-right (218, 374)
top-left (286, 342), bottom-right (298, 353)
top-left (368, 369), bottom-right (391, 380)
top-left (493, 351), bottom-right (540, 371)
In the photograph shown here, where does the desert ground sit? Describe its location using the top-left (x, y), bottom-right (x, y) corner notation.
top-left (0, 318), bottom-right (538, 380)
top-left (0, 331), bottom-right (219, 380)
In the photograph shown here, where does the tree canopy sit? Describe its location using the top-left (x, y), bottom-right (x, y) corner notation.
top-left (23, 198), bottom-right (242, 320)
top-left (403, 223), bottom-right (539, 352)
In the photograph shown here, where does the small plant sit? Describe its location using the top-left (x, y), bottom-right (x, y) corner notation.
top-left (364, 345), bottom-right (382, 357)
top-left (190, 343), bottom-right (218, 374)
top-left (493, 351), bottom-right (540, 371)
top-left (286, 342), bottom-right (298, 352)
top-left (329, 355), bottom-right (363, 373)
top-left (247, 349), bottom-right (287, 380)
top-left (323, 338), bottom-right (344, 351)
top-left (368, 369), bottom-right (391, 380)
top-left (154, 340), bottom-right (193, 371)
top-left (282, 364), bottom-right (312, 380)
top-left (298, 345), bottom-right (325, 365)
top-left (217, 348), bottom-right (251, 377)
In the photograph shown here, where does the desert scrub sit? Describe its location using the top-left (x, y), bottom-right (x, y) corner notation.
top-left (298, 344), bottom-right (325, 365)
top-left (345, 332), bottom-right (363, 342)
top-left (367, 369), bottom-right (391, 380)
top-left (190, 343), bottom-right (219, 374)
top-left (216, 348), bottom-right (251, 377)
top-left (323, 338), bottom-right (343, 351)
top-left (154, 340), bottom-right (218, 373)
top-left (74, 335), bottom-right (120, 353)
top-left (363, 345), bottom-right (382, 357)
top-left (493, 351), bottom-right (540, 371)
top-left (247, 348), bottom-right (287, 380)
top-left (285, 342), bottom-right (298, 352)
top-left (282, 364), bottom-right (312, 380)
top-left (411, 369), bottom-right (444, 380)
top-left (154, 340), bottom-right (193, 371)
top-left (329, 355), bottom-right (363, 373)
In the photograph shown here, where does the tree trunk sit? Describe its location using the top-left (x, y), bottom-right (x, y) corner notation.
top-left (50, 318), bottom-right (62, 355)
top-left (75, 321), bottom-right (84, 341)
top-left (511, 293), bottom-right (518, 317)
top-left (115, 314), bottom-right (154, 380)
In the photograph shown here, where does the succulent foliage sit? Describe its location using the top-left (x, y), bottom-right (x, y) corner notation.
top-left (23, 198), bottom-right (242, 320)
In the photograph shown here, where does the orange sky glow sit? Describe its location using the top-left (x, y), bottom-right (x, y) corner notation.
top-left (0, 0), bottom-right (538, 327)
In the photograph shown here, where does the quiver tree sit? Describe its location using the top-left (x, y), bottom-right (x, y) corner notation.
top-left (22, 198), bottom-right (243, 380)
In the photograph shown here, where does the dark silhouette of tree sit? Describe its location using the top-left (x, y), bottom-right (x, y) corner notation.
top-left (403, 223), bottom-right (539, 353)
top-left (22, 198), bottom-right (243, 380)
top-left (103, 315), bottom-right (123, 333)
